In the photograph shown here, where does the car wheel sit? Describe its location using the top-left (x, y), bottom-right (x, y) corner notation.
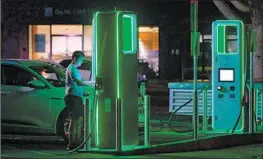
top-left (57, 110), bottom-right (70, 144)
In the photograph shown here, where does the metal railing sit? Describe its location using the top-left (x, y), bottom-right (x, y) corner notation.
top-left (169, 83), bottom-right (263, 133)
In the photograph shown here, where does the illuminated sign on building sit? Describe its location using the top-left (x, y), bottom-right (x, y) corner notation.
top-left (44, 7), bottom-right (90, 17)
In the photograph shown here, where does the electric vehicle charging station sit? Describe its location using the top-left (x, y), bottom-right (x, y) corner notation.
top-left (72, 5), bottom-right (262, 156)
top-left (91, 10), bottom-right (139, 150)
top-left (212, 20), bottom-right (245, 132)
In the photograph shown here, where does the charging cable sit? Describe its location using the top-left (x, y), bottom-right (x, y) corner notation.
top-left (145, 86), bottom-right (210, 133)
top-left (69, 85), bottom-right (99, 153)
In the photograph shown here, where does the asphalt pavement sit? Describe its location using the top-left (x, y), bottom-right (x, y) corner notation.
top-left (1, 135), bottom-right (262, 159)
top-left (1, 80), bottom-right (262, 158)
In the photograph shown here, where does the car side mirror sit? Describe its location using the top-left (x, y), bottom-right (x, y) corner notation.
top-left (28, 79), bottom-right (46, 89)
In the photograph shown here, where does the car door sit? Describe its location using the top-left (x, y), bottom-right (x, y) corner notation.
top-left (1, 64), bottom-right (53, 129)
top-left (78, 60), bottom-right (92, 81)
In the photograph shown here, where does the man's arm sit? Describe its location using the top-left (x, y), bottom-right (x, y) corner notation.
top-left (70, 66), bottom-right (94, 86)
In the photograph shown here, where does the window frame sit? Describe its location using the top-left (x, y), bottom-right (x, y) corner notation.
top-left (29, 65), bottom-right (66, 87)
top-left (1, 64), bottom-right (48, 88)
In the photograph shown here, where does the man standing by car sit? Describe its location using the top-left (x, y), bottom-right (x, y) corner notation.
top-left (64, 50), bottom-right (94, 150)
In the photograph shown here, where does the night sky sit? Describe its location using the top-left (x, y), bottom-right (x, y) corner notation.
top-left (2, 0), bottom-right (225, 26)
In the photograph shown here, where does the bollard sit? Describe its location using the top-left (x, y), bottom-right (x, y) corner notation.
top-left (190, 0), bottom-right (199, 141)
top-left (87, 95), bottom-right (92, 150)
top-left (140, 82), bottom-right (146, 97)
top-left (116, 98), bottom-right (122, 152)
top-left (261, 89), bottom-right (263, 129)
top-left (144, 95), bottom-right (150, 147)
top-left (254, 89), bottom-right (257, 132)
top-left (193, 88), bottom-right (199, 139)
top-left (83, 97), bottom-right (88, 151)
top-left (202, 88), bottom-right (208, 131)
top-left (249, 87), bottom-right (255, 133)
top-left (83, 97), bottom-right (87, 150)
top-left (81, 95), bottom-right (94, 151)
top-left (249, 52), bottom-right (254, 133)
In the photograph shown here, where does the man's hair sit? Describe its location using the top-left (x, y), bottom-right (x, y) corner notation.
top-left (72, 51), bottom-right (84, 60)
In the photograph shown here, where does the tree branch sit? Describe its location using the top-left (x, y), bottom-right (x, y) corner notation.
top-left (229, 0), bottom-right (250, 13)
top-left (212, 0), bottom-right (242, 20)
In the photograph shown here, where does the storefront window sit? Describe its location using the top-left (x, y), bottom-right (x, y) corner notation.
top-left (30, 25), bottom-right (159, 71)
top-left (52, 36), bottom-right (82, 55)
top-left (52, 36), bottom-right (67, 53)
top-left (138, 27), bottom-right (159, 73)
top-left (67, 36), bottom-right (82, 52)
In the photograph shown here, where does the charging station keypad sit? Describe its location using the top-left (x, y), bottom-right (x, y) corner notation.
top-left (230, 86), bottom-right (235, 91)
top-left (218, 94), bottom-right (224, 99)
top-left (230, 94), bottom-right (235, 98)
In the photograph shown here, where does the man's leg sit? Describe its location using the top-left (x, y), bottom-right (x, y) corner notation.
top-left (66, 116), bottom-right (72, 144)
top-left (70, 96), bottom-right (84, 145)
top-left (64, 95), bottom-right (74, 149)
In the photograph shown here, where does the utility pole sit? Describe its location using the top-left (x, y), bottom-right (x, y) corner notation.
top-left (190, 0), bottom-right (200, 140)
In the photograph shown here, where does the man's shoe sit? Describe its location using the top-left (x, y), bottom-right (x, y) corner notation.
top-left (67, 144), bottom-right (76, 150)
top-left (66, 144), bottom-right (73, 150)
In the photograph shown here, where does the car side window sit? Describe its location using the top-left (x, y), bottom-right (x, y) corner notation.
top-left (2, 65), bottom-right (35, 86)
top-left (1, 65), bottom-right (4, 84)
top-left (60, 60), bottom-right (72, 68)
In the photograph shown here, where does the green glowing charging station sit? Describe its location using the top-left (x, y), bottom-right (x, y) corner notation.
top-left (92, 10), bottom-right (138, 149)
top-left (212, 20), bottom-right (245, 132)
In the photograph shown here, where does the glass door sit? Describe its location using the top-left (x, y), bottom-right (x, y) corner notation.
top-left (67, 36), bottom-right (82, 53)
top-left (52, 36), bottom-right (67, 54)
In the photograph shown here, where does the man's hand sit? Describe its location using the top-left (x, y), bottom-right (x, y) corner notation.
top-left (82, 80), bottom-right (96, 86)
top-left (83, 92), bottom-right (90, 96)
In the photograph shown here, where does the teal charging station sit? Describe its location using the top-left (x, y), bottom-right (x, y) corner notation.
top-left (212, 20), bottom-right (245, 132)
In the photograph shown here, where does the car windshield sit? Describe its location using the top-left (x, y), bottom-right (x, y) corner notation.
top-left (60, 59), bottom-right (92, 71)
top-left (30, 65), bottom-right (65, 87)
top-left (49, 62), bottom-right (66, 71)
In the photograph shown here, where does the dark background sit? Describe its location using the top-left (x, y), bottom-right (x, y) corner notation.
top-left (2, 0), bottom-right (250, 80)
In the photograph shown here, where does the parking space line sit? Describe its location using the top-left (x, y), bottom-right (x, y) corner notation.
top-left (2, 146), bottom-right (18, 149)
top-left (28, 151), bottom-right (59, 158)
top-left (1, 154), bottom-right (11, 157)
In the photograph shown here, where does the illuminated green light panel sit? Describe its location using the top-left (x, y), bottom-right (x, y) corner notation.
top-left (94, 11), bottom-right (99, 147)
top-left (216, 21), bottom-right (244, 54)
top-left (122, 14), bottom-right (137, 54)
top-left (94, 11), bottom-right (137, 147)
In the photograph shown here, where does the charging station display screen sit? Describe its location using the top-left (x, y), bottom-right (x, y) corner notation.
top-left (219, 69), bottom-right (234, 82)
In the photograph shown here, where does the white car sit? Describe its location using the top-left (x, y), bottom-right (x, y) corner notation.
top-left (54, 57), bottom-right (149, 82)
top-left (55, 57), bottom-right (92, 81)
top-left (1, 59), bottom-right (93, 141)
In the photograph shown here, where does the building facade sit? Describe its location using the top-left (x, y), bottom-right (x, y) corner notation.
top-left (2, 0), bottom-right (229, 80)
top-left (2, 0), bottom-right (159, 73)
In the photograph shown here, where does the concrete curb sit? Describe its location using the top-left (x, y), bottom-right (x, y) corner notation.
top-left (85, 133), bottom-right (263, 156)
top-left (1, 135), bottom-right (65, 145)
